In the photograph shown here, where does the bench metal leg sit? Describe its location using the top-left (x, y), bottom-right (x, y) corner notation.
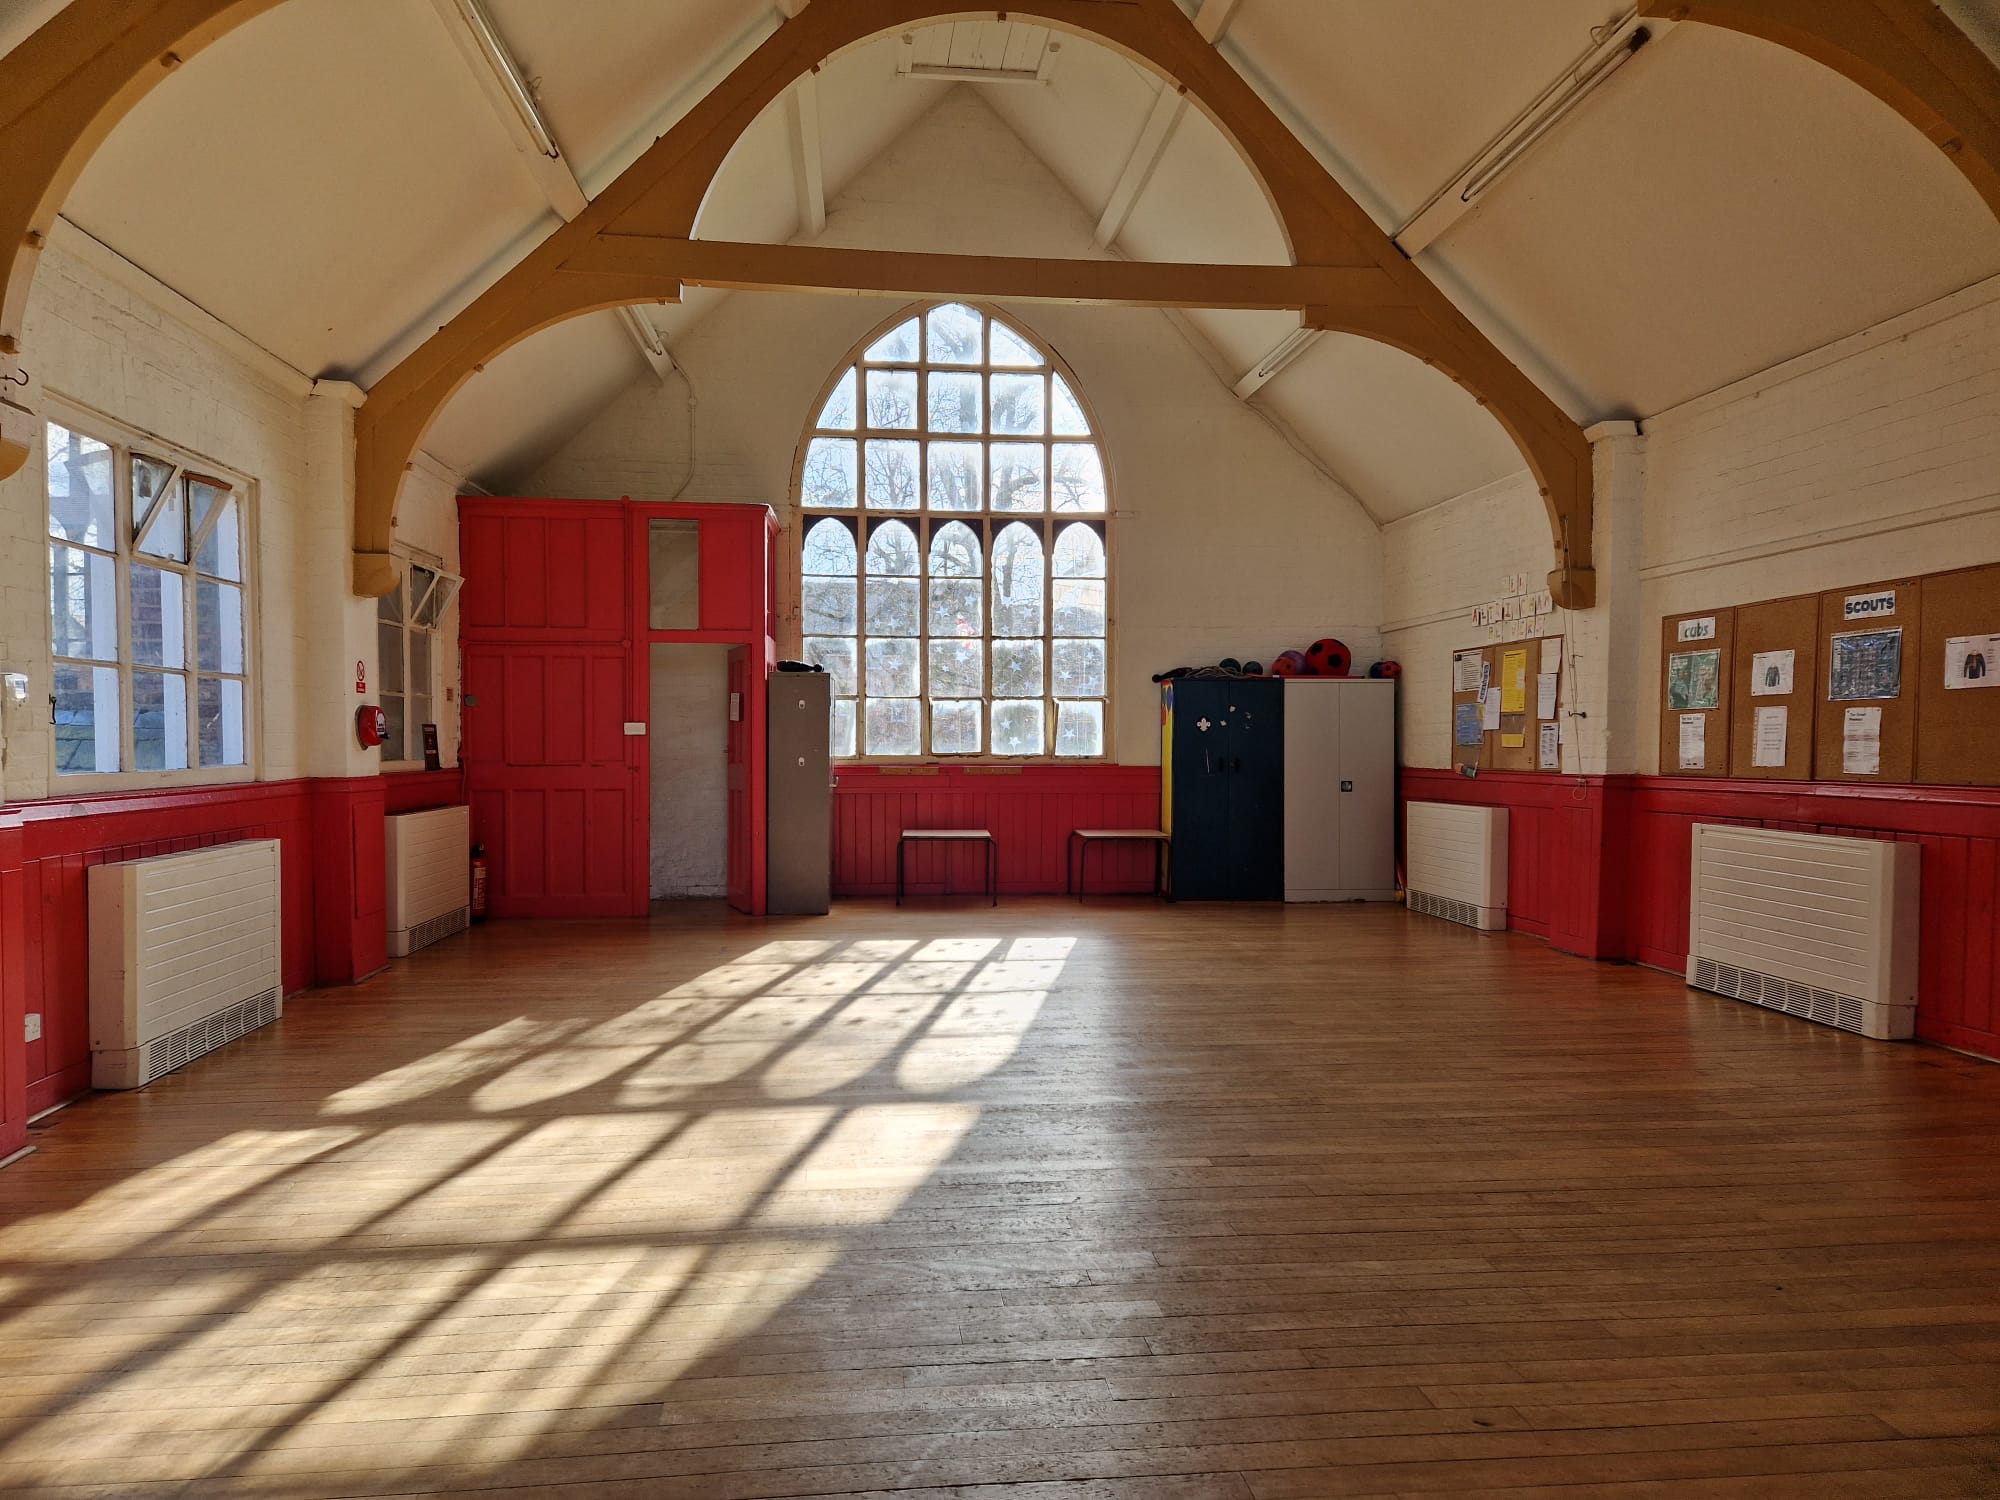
top-left (896, 839), bottom-right (905, 907)
top-left (988, 837), bottom-right (997, 906)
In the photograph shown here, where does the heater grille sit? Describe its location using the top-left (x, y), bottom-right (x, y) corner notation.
top-left (131, 988), bottom-right (282, 1089)
top-left (1691, 957), bottom-right (1868, 1035)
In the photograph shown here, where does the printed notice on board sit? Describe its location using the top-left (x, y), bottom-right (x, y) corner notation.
top-left (1752, 706), bottom-right (1788, 768)
top-left (1750, 649), bottom-right (1795, 697)
top-left (1540, 636), bottom-right (1562, 673)
top-left (1829, 628), bottom-right (1902, 702)
top-left (1453, 652), bottom-right (1483, 692)
top-left (1538, 721), bottom-right (1559, 769)
top-left (1500, 649), bottom-right (1528, 714)
top-left (1843, 706), bottom-right (1883, 775)
top-left (1944, 634), bottom-right (2000, 689)
top-left (1454, 703), bottom-right (1483, 746)
top-left (1536, 672), bottom-right (1558, 719)
top-left (1677, 616), bottom-right (1717, 642)
top-left (1678, 713), bottom-right (1706, 770)
top-left (1482, 688), bottom-right (1502, 731)
top-left (1843, 590), bottom-right (1897, 621)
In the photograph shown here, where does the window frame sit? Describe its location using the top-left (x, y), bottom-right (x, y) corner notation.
top-left (376, 547), bottom-right (462, 768)
top-left (42, 403), bottom-right (260, 790)
top-left (792, 302), bottom-right (1115, 765)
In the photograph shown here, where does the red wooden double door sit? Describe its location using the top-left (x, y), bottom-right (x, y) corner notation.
top-left (458, 500), bottom-right (774, 918)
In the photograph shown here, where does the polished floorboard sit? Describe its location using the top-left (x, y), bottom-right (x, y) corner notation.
top-left (2, 900), bottom-right (1999, 1499)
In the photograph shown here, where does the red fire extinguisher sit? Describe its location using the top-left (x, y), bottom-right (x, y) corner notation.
top-left (469, 842), bottom-right (489, 923)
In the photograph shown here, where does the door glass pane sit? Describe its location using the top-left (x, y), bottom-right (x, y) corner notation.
top-left (1055, 700), bottom-right (1104, 757)
top-left (132, 670), bottom-right (190, 771)
top-left (865, 698), bottom-right (920, 756)
top-left (192, 486), bottom-right (242, 580)
top-left (46, 425), bottom-right (115, 546)
top-left (130, 565), bottom-right (186, 669)
top-left (197, 677), bottom-right (247, 767)
top-left (197, 579), bottom-right (245, 673)
top-left (931, 700), bottom-right (981, 755)
top-left (992, 700), bottom-right (1044, 756)
top-left (647, 519), bottom-right (700, 629)
top-left (49, 545), bottom-right (118, 661)
top-left (53, 664), bottom-right (120, 774)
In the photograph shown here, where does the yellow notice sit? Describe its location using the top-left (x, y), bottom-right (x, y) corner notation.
top-left (1500, 648), bottom-right (1528, 714)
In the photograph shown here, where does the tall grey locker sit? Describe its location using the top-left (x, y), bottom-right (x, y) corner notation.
top-left (1282, 678), bottom-right (1396, 901)
top-left (767, 673), bottom-right (831, 914)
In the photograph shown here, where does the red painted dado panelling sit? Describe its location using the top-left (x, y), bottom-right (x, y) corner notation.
top-left (1400, 769), bottom-right (1626, 960)
top-left (833, 765), bottom-right (1164, 896)
top-left (3, 780), bottom-right (316, 1118)
top-left (383, 767), bottom-right (464, 816)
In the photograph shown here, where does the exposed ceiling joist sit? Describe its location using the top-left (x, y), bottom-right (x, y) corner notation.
top-left (787, 70), bottom-right (827, 236)
top-left (1093, 0), bottom-right (1241, 248)
top-left (426, 0), bottom-right (673, 380)
top-left (1233, 326), bottom-right (1324, 400)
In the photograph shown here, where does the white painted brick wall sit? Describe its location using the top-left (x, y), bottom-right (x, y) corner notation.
top-left (526, 91), bottom-right (1383, 766)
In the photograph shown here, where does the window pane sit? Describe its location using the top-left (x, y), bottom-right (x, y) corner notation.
top-left (803, 438), bottom-right (858, 507)
top-left (130, 565), bottom-right (186, 669)
top-left (197, 579), bottom-right (245, 674)
top-left (804, 637), bottom-right (857, 695)
top-left (1052, 521), bottom-right (1107, 578)
top-left (1053, 638), bottom-right (1108, 698)
top-left (131, 670), bottom-right (190, 772)
top-left (415, 576), bottom-right (456, 629)
top-left (926, 303), bottom-right (982, 364)
top-left (864, 318), bottom-right (920, 363)
top-left (1051, 373), bottom-right (1090, 436)
top-left (991, 374), bottom-right (1045, 435)
top-left (864, 519), bottom-right (920, 575)
top-left (990, 445), bottom-right (1045, 511)
top-left (380, 693), bottom-right (406, 768)
top-left (197, 677), bottom-right (246, 767)
top-left (1055, 700), bottom-right (1104, 757)
top-left (864, 440), bottom-right (920, 509)
top-left (928, 520), bottom-right (982, 577)
top-left (49, 545), bottom-right (118, 662)
top-left (378, 622), bottom-right (405, 694)
top-left (377, 577), bottom-right (405, 624)
top-left (927, 372), bottom-right (981, 434)
top-left (405, 563), bottom-right (438, 623)
top-left (137, 474), bottom-right (187, 562)
top-left (992, 640), bottom-right (1044, 696)
top-left (1053, 578), bottom-right (1107, 637)
top-left (865, 698), bottom-right (920, 756)
top-left (928, 638), bottom-right (982, 696)
top-left (802, 517), bottom-right (857, 575)
top-left (133, 457), bottom-right (177, 537)
top-left (54, 664), bottom-right (120, 774)
top-left (928, 578), bottom-right (981, 637)
top-left (817, 368), bottom-right (858, 430)
top-left (865, 578), bottom-right (919, 636)
top-left (991, 524), bottom-right (1044, 636)
top-left (192, 485), bottom-right (241, 580)
top-left (410, 695), bottom-right (433, 758)
top-left (830, 699), bottom-right (857, 758)
top-left (47, 425), bottom-right (115, 547)
top-left (410, 630), bottom-right (432, 702)
top-left (865, 638), bottom-right (919, 696)
top-left (865, 369), bottom-right (917, 430)
top-left (990, 320), bottom-right (1044, 368)
top-left (801, 576), bottom-right (857, 635)
top-left (931, 701), bottom-right (981, 755)
top-left (927, 443), bottom-right (982, 511)
top-left (992, 700), bottom-right (1044, 756)
top-left (1051, 445), bottom-right (1106, 513)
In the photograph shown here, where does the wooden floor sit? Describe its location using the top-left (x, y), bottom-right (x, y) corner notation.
top-left (3, 901), bottom-right (2000, 1499)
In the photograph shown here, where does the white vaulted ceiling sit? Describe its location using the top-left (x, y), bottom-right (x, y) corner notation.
top-left (20, 0), bottom-right (2000, 514)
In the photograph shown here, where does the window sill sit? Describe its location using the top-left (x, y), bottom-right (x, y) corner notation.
top-left (46, 765), bottom-right (258, 795)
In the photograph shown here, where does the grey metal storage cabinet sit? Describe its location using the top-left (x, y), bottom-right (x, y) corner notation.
top-left (1282, 677), bottom-right (1397, 901)
top-left (766, 673), bottom-right (831, 914)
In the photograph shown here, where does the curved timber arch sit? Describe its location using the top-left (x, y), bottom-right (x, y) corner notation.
top-left (4, 0), bottom-right (1998, 604)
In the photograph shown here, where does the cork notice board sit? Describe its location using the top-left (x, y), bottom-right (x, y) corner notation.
top-left (1660, 609), bottom-right (1733, 777)
top-left (1915, 562), bottom-right (2000, 786)
top-left (1450, 636), bottom-right (1564, 772)
top-left (1728, 595), bottom-right (1818, 779)
top-left (1814, 577), bottom-right (1919, 783)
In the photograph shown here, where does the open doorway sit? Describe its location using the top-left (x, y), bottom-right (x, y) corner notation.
top-left (649, 643), bottom-right (732, 901)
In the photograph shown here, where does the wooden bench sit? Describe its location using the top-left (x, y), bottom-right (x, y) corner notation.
top-left (896, 829), bottom-right (998, 906)
top-left (1067, 828), bottom-right (1171, 900)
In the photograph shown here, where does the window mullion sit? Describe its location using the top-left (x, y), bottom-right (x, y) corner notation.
top-left (117, 444), bottom-right (136, 774)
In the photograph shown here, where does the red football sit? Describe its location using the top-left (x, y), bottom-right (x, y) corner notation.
top-left (1304, 637), bottom-right (1351, 677)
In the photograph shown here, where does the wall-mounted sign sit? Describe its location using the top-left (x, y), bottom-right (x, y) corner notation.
top-left (1677, 616), bottom-right (1717, 642)
top-left (1843, 590), bottom-right (1897, 620)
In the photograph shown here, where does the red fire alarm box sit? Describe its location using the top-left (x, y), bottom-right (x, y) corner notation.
top-left (356, 704), bottom-right (387, 747)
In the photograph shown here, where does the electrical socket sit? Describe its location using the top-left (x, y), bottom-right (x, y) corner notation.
top-left (23, 1012), bottom-right (41, 1042)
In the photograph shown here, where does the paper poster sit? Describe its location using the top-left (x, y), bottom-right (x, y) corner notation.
top-left (1500, 649), bottom-right (1528, 714)
top-left (1667, 649), bottom-right (1722, 711)
top-left (1536, 672), bottom-right (1558, 719)
top-left (1829, 628), bottom-right (1902, 702)
top-left (1481, 688), bottom-right (1501, 731)
top-left (1480, 660), bottom-right (1492, 692)
top-left (1454, 703), bottom-right (1483, 746)
top-left (1944, 634), bottom-right (1999, 689)
top-left (1678, 713), bottom-right (1706, 770)
top-left (1540, 636), bottom-right (1562, 673)
top-left (1538, 721), bottom-right (1559, 769)
top-left (1842, 705), bottom-right (1882, 774)
top-left (1750, 649), bottom-right (1795, 697)
top-left (1453, 652), bottom-right (1483, 692)
top-left (1843, 590), bottom-right (1897, 621)
top-left (1752, 706), bottom-right (1788, 768)
top-left (1677, 616), bottom-right (1718, 643)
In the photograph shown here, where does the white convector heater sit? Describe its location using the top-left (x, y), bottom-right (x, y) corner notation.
top-left (1686, 824), bottom-right (1919, 1041)
top-left (89, 839), bottom-right (283, 1089)
top-left (1404, 801), bottom-right (1508, 930)
top-left (385, 805), bottom-right (471, 957)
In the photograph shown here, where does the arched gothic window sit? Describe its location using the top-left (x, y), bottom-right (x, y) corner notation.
top-left (797, 304), bottom-right (1109, 758)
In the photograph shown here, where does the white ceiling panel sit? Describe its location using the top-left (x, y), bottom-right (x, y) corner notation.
top-left (1117, 100), bottom-right (1289, 265)
top-left (980, 32), bottom-right (1159, 217)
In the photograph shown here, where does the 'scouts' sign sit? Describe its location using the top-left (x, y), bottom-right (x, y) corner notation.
top-left (1844, 590), bottom-right (1897, 619)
